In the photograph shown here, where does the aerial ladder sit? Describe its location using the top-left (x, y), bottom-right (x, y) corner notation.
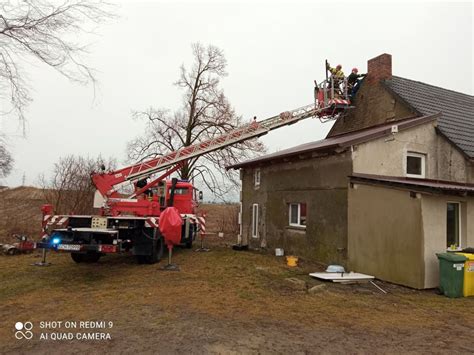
top-left (19, 72), bottom-right (353, 265)
top-left (93, 79), bottom-right (352, 217)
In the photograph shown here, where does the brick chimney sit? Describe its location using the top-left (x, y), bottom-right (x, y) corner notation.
top-left (366, 53), bottom-right (392, 84)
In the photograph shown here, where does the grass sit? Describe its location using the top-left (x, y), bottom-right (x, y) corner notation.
top-left (1, 247), bottom-right (473, 353)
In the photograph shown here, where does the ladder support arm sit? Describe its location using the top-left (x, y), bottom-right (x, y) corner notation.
top-left (92, 101), bottom-right (345, 197)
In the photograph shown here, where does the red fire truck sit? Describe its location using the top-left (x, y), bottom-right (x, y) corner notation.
top-left (19, 75), bottom-right (352, 265)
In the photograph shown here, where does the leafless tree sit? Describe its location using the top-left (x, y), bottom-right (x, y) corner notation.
top-left (0, 136), bottom-right (13, 178)
top-left (0, 0), bottom-right (114, 178)
top-left (0, 0), bottom-right (114, 123)
top-left (39, 155), bottom-right (115, 215)
top-left (128, 43), bottom-right (265, 199)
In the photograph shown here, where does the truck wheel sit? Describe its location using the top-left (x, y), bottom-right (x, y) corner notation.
top-left (136, 236), bottom-right (164, 264)
top-left (184, 225), bottom-right (195, 249)
top-left (84, 252), bottom-right (101, 263)
top-left (71, 253), bottom-right (85, 263)
top-left (156, 236), bottom-right (164, 261)
top-left (71, 252), bottom-right (101, 263)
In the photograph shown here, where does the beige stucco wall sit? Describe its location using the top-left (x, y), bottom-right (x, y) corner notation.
top-left (348, 183), bottom-right (425, 289)
top-left (421, 195), bottom-right (474, 288)
top-left (239, 117), bottom-right (473, 289)
top-left (352, 121), bottom-right (472, 183)
top-left (349, 182), bottom-right (474, 289)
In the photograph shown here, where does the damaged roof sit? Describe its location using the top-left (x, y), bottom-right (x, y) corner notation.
top-left (227, 114), bottom-right (438, 170)
top-left (385, 76), bottom-right (474, 158)
top-left (351, 173), bottom-right (474, 195)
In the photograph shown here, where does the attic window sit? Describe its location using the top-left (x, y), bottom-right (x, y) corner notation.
top-left (406, 152), bottom-right (426, 178)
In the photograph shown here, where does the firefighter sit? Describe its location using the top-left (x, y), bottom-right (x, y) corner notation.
top-left (136, 178), bottom-right (153, 199)
top-left (347, 67), bottom-right (366, 100)
top-left (326, 62), bottom-right (345, 96)
top-left (327, 63), bottom-right (344, 79)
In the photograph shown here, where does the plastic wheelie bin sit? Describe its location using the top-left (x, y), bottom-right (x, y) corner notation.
top-left (436, 253), bottom-right (467, 298)
top-left (456, 253), bottom-right (474, 297)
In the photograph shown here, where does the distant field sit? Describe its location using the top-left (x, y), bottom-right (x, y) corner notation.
top-left (0, 187), bottom-right (46, 244)
top-left (0, 186), bottom-right (238, 245)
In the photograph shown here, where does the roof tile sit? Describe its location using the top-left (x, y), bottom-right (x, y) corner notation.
top-left (385, 76), bottom-right (474, 158)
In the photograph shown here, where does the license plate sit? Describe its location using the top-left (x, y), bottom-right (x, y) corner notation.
top-left (99, 245), bottom-right (117, 253)
top-left (57, 244), bottom-right (81, 251)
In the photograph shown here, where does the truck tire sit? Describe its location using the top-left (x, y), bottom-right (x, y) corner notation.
top-left (185, 239), bottom-right (193, 249)
top-left (71, 252), bottom-right (101, 263)
top-left (71, 253), bottom-right (85, 263)
top-left (136, 236), bottom-right (164, 264)
top-left (84, 252), bottom-right (102, 263)
top-left (184, 223), bottom-right (195, 249)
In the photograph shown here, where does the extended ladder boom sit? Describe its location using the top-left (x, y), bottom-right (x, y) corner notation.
top-left (125, 103), bottom-right (323, 181)
top-left (93, 98), bottom-right (347, 199)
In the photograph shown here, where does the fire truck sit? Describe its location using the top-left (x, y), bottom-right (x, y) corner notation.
top-left (19, 73), bottom-right (353, 265)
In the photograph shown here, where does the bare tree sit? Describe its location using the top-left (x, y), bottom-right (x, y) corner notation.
top-left (0, 0), bottom-right (114, 123)
top-left (39, 155), bottom-right (115, 215)
top-left (128, 43), bottom-right (265, 199)
top-left (0, 0), bottom-right (113, 178)
top-left (0, 137), bottom-right (13, 178)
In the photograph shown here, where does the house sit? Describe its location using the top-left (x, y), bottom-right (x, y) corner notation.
top-left (228, 54), bottom-right (474, 289)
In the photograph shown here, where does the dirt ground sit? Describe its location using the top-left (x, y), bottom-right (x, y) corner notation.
top-left (1, 243), bottom-right (473, 354)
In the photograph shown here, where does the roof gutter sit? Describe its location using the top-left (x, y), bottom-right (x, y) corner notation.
top-left (350, 174), bottom-right (474, 197)
top-left (226, 144), bottom-right (342, 170)
top-left (227, 113), bottom-right (440, 170)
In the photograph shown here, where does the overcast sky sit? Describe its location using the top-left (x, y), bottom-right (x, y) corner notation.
top-left (2, 1), bottom-right (473, 194)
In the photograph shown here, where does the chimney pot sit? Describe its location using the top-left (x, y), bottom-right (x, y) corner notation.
top-left (367, 53), bottom-right (392, 84)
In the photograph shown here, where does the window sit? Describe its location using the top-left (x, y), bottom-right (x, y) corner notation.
top-left (289, 203), bottom-right (307, 227)
top-left (447, 202), bottom-right (460, 248)
top-left (406, 152), bottom-right (426, 178)
top-left (174, 187), bottom-right (189, 195)
top-left (252, 204), bottom-right (259, 238)
top-left (254, 169), bottom-right (260, 187)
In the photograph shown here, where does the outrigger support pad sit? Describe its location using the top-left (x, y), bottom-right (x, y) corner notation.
top-left (33, 248), bottom-right (51, 267)
top-left (160, 246), bottom-right (179, 271)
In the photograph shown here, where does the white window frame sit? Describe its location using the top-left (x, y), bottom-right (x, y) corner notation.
top-left (405, 152), bottom-right (426, 178)
top-left (288, 203), bottom-right (306, 228)
top-left (254, 169), bottom-right (261, 187)
top-left (251, 203), bottom-right (259, 238)
top-left (446, 201), bottom-right (461, 249)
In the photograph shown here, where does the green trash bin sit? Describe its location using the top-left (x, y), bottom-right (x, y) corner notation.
top-left (436, 253), bottom-right (467, 298)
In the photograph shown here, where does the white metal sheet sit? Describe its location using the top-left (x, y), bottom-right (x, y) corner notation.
top-left (309, 272), bottom-right (374, 281)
